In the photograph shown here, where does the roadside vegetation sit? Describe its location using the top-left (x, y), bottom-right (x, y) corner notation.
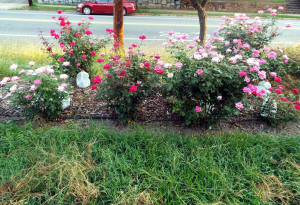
top-left (0, 123), bottom-right (299, 204)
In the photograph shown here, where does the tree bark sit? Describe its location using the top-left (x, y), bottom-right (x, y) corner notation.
top-left (28, 0), bottom-right (33, 6)
top-left (190, 0), bottom-right (209, 45)
top-left (113, 0), bottom-right (124, 52)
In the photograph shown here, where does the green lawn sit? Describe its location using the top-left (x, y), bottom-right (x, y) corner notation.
top-left (0, 123), bottom-right (299, 204)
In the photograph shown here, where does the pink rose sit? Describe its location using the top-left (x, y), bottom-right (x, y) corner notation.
top-left (194, 106), bottom-right (201, 113)
top-left (34, 79), bottom-right (42, 85)
top-left (25, 95), bottom-right (31, 100)
top-left (235, 102), bottom-right (244, 110)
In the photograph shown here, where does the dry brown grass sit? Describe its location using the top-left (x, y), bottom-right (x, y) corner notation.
top-left (114, 186), bottom-right (155, 205)
top-left (0, 143), bottom-right (98, 204)
top-left (256, 174), bottom-right (295, 205)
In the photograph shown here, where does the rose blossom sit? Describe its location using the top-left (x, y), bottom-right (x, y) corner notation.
top-left (34, 79), bottom-right (42, 85)
top-left (217, 96), bottom-right (222, 100)
top-left (235, 102), bottom-right (244, 110)
top-left (194, 106), bottom-right (201, 113)
top-left (274, 77), bottom-right (281, 82)
top-left (25, 95), bottom-right (31, 100)
top-left (139, 35), bottom-right (146, 40)
top-left (268, 51), bottom-right (277, 58)
top-left (129, 85), bottom-right (138, 92)
top-left (11, 76), bottom-right (19, 81)
top-left (60, 74), bottom-right (68, 80)
top-left (29, 61), bottom-right (35, 66)
top-left (85, 30), bottom-right (93, 35)
top-left (286, 24), bottom-right (291, 28)
top-left (270, 72), bottom-right (277, 77)
top-left (103, 64), bottom-right (111, 69)
top-left (30, 85), bottom-right (37, 91)
top-left (196, 69), bottom-right (204, 75)
top-left (10, 64), bottom-right (18, 70)
top-left (57, 86), bottom-right (65, 92)
top-left (175, 62), bottom-right (183, 68)
top-left (63, 62), bottom-right (70, 66)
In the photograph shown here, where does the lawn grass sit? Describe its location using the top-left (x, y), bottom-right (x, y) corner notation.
top-left (0, 42), bottom-right (50, 78)
top-left (0, 122), bottom-right (299, 204)
top-left (136, 9), bottom-right (300, 19)
top-left (0, 42), bottom-right (174, 78)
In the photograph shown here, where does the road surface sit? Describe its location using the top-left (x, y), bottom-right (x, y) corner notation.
top-left (0, 10), bottom-right (299, 46)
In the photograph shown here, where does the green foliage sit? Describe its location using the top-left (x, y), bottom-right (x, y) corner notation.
top-left (95, 44), bottom-right (162, 122)
top-left (164, 43), bottom-right (245, 125)
top-left (0, 123), bottom-right (299, 204)
top-left (2, 66), bottom-right (70, 121)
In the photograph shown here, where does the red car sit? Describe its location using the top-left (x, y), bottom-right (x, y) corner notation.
top-left (77, 0), bottom-right (136, 16)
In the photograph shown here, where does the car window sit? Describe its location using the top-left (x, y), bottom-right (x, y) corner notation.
top-left (97, 0), bottom-right (108, 3)
top-left (107, 0), bottom-right (113, 2)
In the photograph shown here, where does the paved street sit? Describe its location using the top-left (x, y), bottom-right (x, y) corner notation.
top-left (0, 10), bottom-right (299, 46)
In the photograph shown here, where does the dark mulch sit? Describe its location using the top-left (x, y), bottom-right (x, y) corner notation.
top-left (1, 86), bottom-right (299, 136)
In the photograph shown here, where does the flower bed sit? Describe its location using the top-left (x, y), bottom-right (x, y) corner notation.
top-left (0, 8), bottom-right (299, 126)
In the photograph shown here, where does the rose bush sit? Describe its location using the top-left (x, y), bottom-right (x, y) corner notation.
top-left (1, 63), bottom-right (71, 121)
top-left (160, 8), bottom-right (299, 125)
top-left (41, 11), bottom-right (111, 79)
top-left (92, 37), bottom-right (163, 122)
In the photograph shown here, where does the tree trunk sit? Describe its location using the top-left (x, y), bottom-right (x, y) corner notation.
top-left (190, 0), bottom-right (209, 45)
top-left (198, 7), bottom-right (207, 45)
top-left (113, 0), bottom-right (124, 51)
top-left (28, 0), bottom-right (33, 6)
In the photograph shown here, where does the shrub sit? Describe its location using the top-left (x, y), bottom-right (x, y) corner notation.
top-left (40, 11), bottom-right (111, 79)
top-left (163, 37), bottom-right (246, 125)
top-left (1, 63), bottom-right (71, 121)
top-left (92, 37), bottom-right (162, 122)
top-left (161, 8), bottom-right (299, 125)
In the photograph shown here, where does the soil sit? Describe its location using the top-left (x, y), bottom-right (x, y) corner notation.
top-left (0, 87), bottom-right (299, 136)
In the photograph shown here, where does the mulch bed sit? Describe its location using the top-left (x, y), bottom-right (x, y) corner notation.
top-left (1, 86), bottom-right (299, 136)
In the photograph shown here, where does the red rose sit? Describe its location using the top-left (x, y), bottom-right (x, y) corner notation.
top-left (129, 85), bottom-right (138, 92)
top-left (274, 77), bottom-right (281, 82)
top-left (293, 88), bottom-right (299, 94)
top-left (278, 85), bottom-right (285, 90)
top-left (90, 51), bottom-right (96, 56)
top-left (93, 76), bottom-right (103, 84)
top-left (113, 43), bottom-right (119, 47)
top-left (139, 35), bottom-right (146, 40)
top-left (85, 30), bottom-right (93, 35)
top-left (143, 62), bottom-right (150, 67)
top-left (119, 70), bottom-right (126, 77)
top-left (295, 104), bottom-right (300, 110)
top-left (268, 88), bottom-right (273, 92)
top-left (97, 58), bottom-right (104, 63)
top-left (57, 10), bottom-right (63, 14)
top-left (103, 64), bottom-right (111, 69)
top-left (275, 89), bottom-right (282, 94)
top-left (91, 85), bottom-right (97, 90)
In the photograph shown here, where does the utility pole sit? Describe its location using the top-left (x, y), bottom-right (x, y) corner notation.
top-left (113, 0), bottom-right (124, 51)
top-left (28, 0), bottom-right (33, 6)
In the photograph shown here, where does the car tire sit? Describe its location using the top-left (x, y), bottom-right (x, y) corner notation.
top-left (83, 6), bottom-right (92, 15)
top-left (123, 8), bottom-right (127, 16)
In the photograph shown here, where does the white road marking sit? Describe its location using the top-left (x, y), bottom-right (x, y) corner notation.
top-left (0, 33), bottom-right (298, 45)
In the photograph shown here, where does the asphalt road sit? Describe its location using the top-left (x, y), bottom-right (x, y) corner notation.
top-left (0, 10), bottom-right (300, 46)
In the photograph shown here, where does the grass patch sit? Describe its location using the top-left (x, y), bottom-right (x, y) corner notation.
top-left (0, 123), bottom-right (299, 204)
top-left (0, 42), bottom-right (50, 78)
top-left (136, 9), bottom-right (300, 19)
